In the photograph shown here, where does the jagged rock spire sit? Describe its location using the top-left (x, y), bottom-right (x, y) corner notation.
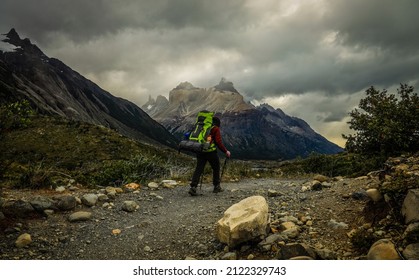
top-left (214, 77), bottom-right (239, 93)
top-left (6, 28), bottom-right (20, 39)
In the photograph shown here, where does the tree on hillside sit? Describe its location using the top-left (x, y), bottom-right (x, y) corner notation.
top-left (343, 84), bottom-right (419, 156)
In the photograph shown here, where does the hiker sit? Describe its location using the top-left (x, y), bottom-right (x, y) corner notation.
top-left (188, 116), bottom-right (231, 196)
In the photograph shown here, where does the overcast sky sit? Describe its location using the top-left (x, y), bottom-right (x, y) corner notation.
top-left (2, 0), bottom-right (419, 147)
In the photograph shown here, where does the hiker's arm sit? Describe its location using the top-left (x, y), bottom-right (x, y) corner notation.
top-left (211, 126), bottom-right (228, 154)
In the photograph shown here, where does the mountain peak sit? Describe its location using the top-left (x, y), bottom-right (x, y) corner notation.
top-left (6, 28), bottom-right (20, 41)
top-left (2, 28), bottom-right (45, 57)
top-left (214, 77), bottom-right (239, 94)
top-left (174, 81), bottom-right (196, 90)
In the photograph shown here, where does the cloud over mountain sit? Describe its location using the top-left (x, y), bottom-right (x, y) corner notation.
top-left (2, 0), bottom-right (419, 147)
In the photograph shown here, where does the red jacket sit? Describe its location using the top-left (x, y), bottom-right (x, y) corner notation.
top-left (210, 125), bottom-right (228, 154)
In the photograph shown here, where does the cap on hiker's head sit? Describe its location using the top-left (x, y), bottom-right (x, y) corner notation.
top-left (213, 116), bottom-right (220, 127)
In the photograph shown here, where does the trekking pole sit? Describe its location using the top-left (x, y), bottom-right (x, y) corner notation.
top-left (220, 158), bottom-right (228, 182)
top-left (198, 171), bottom-right (204, 194)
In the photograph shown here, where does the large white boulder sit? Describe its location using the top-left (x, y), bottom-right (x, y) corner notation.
top-left (216, 195), bottom-right (269, 247)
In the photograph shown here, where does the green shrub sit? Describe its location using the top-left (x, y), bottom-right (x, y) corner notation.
top-left (16, 162), bottom-right (53, 189)
top-left (93, 154), bottom-right (174, 186)
top-left (0, 100), bottom-right (34, 135)
top-left (343, 84), bottom-right (419, 156)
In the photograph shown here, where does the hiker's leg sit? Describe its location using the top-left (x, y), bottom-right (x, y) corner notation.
top-left (208, 151), bottom-right (221, 187)
top-left (190, 153), bottom-right (207, 187)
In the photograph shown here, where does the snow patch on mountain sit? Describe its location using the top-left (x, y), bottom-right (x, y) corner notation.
top-left (0, 34), bottom-right (18, 52)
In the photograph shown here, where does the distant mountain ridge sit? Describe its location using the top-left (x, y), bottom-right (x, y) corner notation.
top-left (0, 28), bottom-right (177, 148)
top-left (143, 79), bottom-right (343, 160)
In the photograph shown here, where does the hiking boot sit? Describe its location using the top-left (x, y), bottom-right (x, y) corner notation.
top-left (188, 187), bottom-right (198, 196)
top-left (213, 185), bottom-right (224, 193)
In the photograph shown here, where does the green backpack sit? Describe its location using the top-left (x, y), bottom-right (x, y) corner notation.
top-left (178, 111), bottom-right (217, 153)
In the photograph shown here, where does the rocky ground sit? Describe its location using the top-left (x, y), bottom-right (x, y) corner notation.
top-left (1, 173), bottom-right (393, 260)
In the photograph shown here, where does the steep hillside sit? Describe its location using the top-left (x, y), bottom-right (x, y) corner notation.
top-left (0, 114), bottom-right (192, 188)
top-left (0, 28), bottom-right (177, 148)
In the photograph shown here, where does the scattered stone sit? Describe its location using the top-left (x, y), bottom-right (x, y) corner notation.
top-left (322, 182), bottom-right (332, 188)
top-left (315, 248), bottom-right (337, 260)
top-left (124, 182), bottom-right (141, 191)
top-left (351, 191), bottom-right (369, 200)
top-left (267, 189), bottom-right (282, 197)
top-left (278, 216), bottom-right (299, 223)
top-left (149, 193), bottom-right (164, 200)
top-left (107, 191), bottom-right (117, 200)
top-left (328, 219), bottom-right (349, 229)
top-left (56, 196), bottom-right (77, 211)
top-left (259, 233), bottom-right (287, 251)
top-left (44, 209), bottom-right (54, 216)
top-left (313, 174), bottom-right (329, 182)
top-left (402, 222), bottom-right (419, 243)
top-left (247, 254), bottom-right (255, 260)
top-left (301, 185), bottom-right (311, 192)
top-left (105, 187), bottom-right (117, 194)
top-left (144, 246), bottom-right (152, 252)
top-left (15, 233), bottom-right (32, 248)
top-left (115, 187), bottom-right (124, 193)
top-left (402, 189), bottom-right (419, 224)
top-left (68, 186), bottom-right (79, 191)
top-left (282, 227), bottom-right (300, 239)
top-left (29, 196), bottom-right (56, 212)
top-left (160, 180), bottom-right (177, 188)
top-left (55, 186), bottom-right (66, 193)
top-left (221, 252), bottom-right (237, 260)
top-left (81, 194), bottom-right (98, 207)
top-left (367, 239), bottom-right (401, 260)
top-left (402, 243), bottom-right (419, 260)
top-left (97, 194), bottom-right (109, 202)
top-left (289, 256), bottom-right (314, 260)
top-left (122, 201), bottom-right (139, 212)
top-left (2, 199), bottom-right (37, 218)
top-left (102, 202), bottom-right (111, 208)
top-left (311, 180), bottom-right (323, 191)
top-left (68, 211), bottom-right (92, 222)
top-left (366, 188), bottom-right (383, 202)
top-left (112, 229), bottom-right (122, 235)
top-left (148, 182), bottom-right (159, 189)
top-left (281, 221), bottom-right (297, 230)
top-left (276, 243), bottom-right (316, 260)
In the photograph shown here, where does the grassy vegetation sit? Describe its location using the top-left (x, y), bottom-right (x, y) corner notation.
top-left (0, 114), bottom-right (195, 189)
top-left (278, 152), bottom-right (387, 178)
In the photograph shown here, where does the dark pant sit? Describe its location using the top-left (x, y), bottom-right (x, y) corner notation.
top-left (190, 151), bottom-right (220, 188)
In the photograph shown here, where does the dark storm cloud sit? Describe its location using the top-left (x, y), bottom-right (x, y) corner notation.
top-left (1, 0), bottom-right (419, 146)
top-left (235, 0), bottom-right (419, 98)
top-left (2, 0), bottom-right (418, 96)
top-left (0, 0), bottom-right (250, 43)
top-left (325, 0), bottom-right (419, 54)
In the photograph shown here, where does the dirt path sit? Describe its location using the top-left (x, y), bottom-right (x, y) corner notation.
top-left (0, 177), bottom-right (368, 260)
